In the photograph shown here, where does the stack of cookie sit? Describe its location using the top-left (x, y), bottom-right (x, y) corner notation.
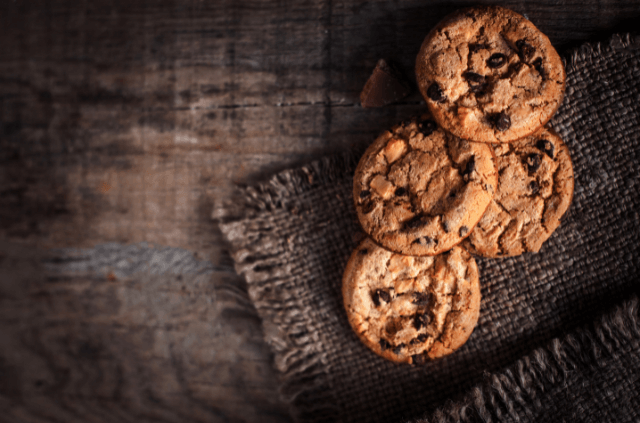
top-left (343, 6), bottom-right (575, 365)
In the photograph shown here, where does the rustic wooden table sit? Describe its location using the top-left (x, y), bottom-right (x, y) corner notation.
top-left (1, 1), bottom-right (639, 422)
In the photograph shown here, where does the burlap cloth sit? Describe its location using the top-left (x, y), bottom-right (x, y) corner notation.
top-left (215, 34), bottom-right (640, 423)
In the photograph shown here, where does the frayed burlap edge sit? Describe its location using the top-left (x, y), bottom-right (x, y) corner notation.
top-left (412, 295), bottom-right (640, 423)
top-left (214, 152), bottom-right (360, 422)
top-left (214, 33), bottom-right (640, 423)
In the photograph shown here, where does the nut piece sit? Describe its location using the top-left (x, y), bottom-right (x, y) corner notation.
top-left (388, 255), bottom-right (414, 275)
top-left (457, 106), bottom-right (475, 125)
top-left (370, 175), bottom-right (395, 199)
top-left (383, 139), bottom-right (407, 164)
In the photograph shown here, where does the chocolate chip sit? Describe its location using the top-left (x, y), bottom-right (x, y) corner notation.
top-left (462, 156), bottom-right (475, 178)
top-left (372, 289), bottom-right (391, 306)
top-left (443, 221), bottom-right (451, 233)
top-left (449, 190), bottom-right (457, 199)
top-left (379, 339), bottom-right (391, 351)
top-left (460, 226), bottom-right (469, 237)
top-left (516, 39), bottom-right (535, 62)
top-left (488, 112), bottom-right (511, 131)
top-left (413, 237), bottom-right (436, 246)
top-left (413, 313), bottom-right (431, 330)
top-left (427, 83), bottom-right (446, 103)
top-left (529, 180), bottom-right (540, 195)
top-left (359, 190), bottom-right (371, 199)
top-left (412, 292), bottom-right (432, 307)
top-left (393, 343), bottom-right (405, 355)
top-left (410, 333), bottom-right (429, 345)
top-left (463, 72), bottom-right (486, 84)
top-left (419, 119), bottom-right (438, 137)
top-left (395, 187), bottom-right (407, 196)
top-left (405, 215), bottom-right (428, 230)
top-left (532, 57), bottom-right (545, 79)
top-left (487, 53), bottom-right (507, 68)
top-left (536, 139), bottom-right (555, 158)
top-left (463, 72), bottom-right (488, 94)
top-left (525, 153), bottom-right (542, 173)
top-left (358, 249), bottom-right (368, 255)
top-left (412, 354), bottom-right (428, 365)
top-left (470, 43), bottom-right (489, 53)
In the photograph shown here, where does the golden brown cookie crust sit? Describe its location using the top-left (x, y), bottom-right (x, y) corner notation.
top-left (462, 126), bottom-right (574, 257)
top-left (353, 113), bottom-right (498, 256)
top-left (342, 239), bottom-right (481, 364)
top-left (416, 6), bottom-right (566, 143)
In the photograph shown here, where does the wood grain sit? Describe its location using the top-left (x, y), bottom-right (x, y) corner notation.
top-left (2, 0), bottom-right (640, 421)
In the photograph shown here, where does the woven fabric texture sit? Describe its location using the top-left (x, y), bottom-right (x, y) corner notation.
top-left (215, 34), bottom-right (640, 423)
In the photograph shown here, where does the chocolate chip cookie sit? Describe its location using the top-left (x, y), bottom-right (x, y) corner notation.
top-left (353, 114), bottom-right (498, 256)
top-left (416, 6), bottom-right (566, 143)
top-left (462, 126), bottom-right (574, 257)
top-left (342, 238), bottom-right (481, 364)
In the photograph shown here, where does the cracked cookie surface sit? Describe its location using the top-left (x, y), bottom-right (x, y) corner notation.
top-left (354, 113), bottom-right (497, 256)
top-left (462, 126), bottom-right (574, 257)
top-left (416, 6), bottom-right (566, 143)
top-left (342, 238), bottom-right (481, 364)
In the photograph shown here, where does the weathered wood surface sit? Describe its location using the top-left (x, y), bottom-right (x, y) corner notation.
top-left (2, 0), bottom-right (640, 421)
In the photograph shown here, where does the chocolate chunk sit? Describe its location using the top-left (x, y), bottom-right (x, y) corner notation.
top-left (358, 248), bottom-right (368, 255)
top-left (419, 119), bottom-right (438, 137)
top-left (536, 139), bottom-right (555, 158)
top-left (525, 153), bottom-right (542, 173)
top-left (529, 180), bottom-right (540, 195)
top-left (532, 57), bottom-right (545, 79)
top-left (372, 289), bottom-right (391, 306)
top-left (413, 237), bottom-right (436, 246)
top-left (412, 292), bottom-right (432, 307)
top-left (393, 343), bottom-right (405, 355)
top-left (460, 226), bottom-right (469, 237)
top-left (405, 215), bottom-right (428, 229)
top-left (427, 83), bottom-right (446, 103)
top-left (395, 187), bottom-right (407, 196)
top-left (410, 333), bottom-right (429, 345)
top-left (516, 39), bottom-right (535, 62)
top-left (462, 156), bottom-right (476, 178)
top-left (413, 312), bottom-right (431, 330)
top-left (470, 43), bottom-right (489, 53)
top-left (360, 59), bottom-right (413, 108)
top-left (359, 190), bottom-right (371, 199)
top-left (412, 354), bottom-right (428, 365)
top-left (488, 112), bottom-right (511, 131)
top-left (487, 53), bottom-right (507, 68)
top-left (379, 338), bottom-right (392, 351)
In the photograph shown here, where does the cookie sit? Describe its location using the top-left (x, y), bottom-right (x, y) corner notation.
top-left (353, 114), bottom-right (498, 256)
top-left (462, 126), bottom-right (574, 257)
top-left (415, 6), bottom-right (566, 143)
top-left (342, 238), bottom-right (481, 364)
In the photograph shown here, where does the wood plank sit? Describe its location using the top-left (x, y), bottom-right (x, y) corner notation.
top-left (3, 0), bottom-right (640, 422)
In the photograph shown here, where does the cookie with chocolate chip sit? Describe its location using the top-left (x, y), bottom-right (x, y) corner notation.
top-left (416, 6), bottom-right (566, 143)
top-left (342, 238), bottom-right (481, 364)
top-left (353, 113), bottom-right (498, 256)
top-left (462, 126), bottom-right (574, 257)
